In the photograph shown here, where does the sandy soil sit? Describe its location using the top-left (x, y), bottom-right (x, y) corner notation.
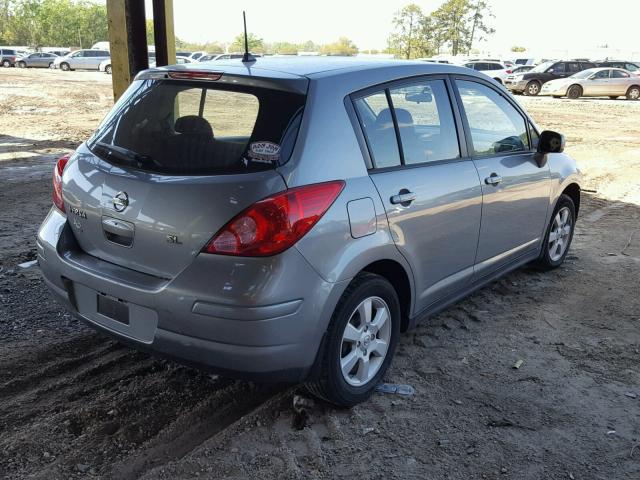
top-left (1, 68), bottom-right (639, 480)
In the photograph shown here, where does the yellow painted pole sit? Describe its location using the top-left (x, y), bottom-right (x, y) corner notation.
top-left (106, 0), bottom-right (130, 101)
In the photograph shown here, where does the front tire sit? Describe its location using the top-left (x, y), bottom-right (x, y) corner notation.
top-left (17, 61), bottom-right (26, 68)
top-left (524, 80), bottom-right (541, 96)
top-left (60, 62), bottom-right (70, 71)
top-left (567, 85), bottom-right (582, 99)
top-left (626, 86), bottom-right (640, 100)
top-left (533, 194), bottom-right (576, 270)
top-left (105, 64), bottom-right (112, 74)
top-left (305, 273), bottom-right (401, 407)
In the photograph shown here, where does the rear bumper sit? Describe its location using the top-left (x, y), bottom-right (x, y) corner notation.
top-left (37, 207), bottom-right (349, 383)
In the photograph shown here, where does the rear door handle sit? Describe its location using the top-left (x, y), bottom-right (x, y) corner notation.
top-left (484, 173), bottom-right (503, 186)
top-left (390, 191), bottom-right (416, 206)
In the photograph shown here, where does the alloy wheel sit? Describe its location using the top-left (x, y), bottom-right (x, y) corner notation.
top-left (630, 88), bottom-right (640, 100)
top-left (548, 207), bottom-right (572, 262)
top-left (340, 296), bottom-right (391, 387)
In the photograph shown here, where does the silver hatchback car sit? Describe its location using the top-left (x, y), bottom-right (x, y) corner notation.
top-left (37, 58), bottom-right (581, 406)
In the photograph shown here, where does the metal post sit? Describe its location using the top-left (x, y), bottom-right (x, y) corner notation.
top-left (152, 0), bottom-right (176, 68)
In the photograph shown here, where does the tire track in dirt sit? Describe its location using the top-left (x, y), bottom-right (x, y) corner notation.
top-left (0, 328), bottom-right (286, 479)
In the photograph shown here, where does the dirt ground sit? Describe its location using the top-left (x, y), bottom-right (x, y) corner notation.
top-left (1, 68), bottom-right (639, 480)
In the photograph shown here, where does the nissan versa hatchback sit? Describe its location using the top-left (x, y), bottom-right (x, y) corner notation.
top-left (37, 58), bottom-right (581, 406)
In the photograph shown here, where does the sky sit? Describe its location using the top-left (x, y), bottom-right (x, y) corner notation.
top-left (136, 0), bottom-right (637, 56)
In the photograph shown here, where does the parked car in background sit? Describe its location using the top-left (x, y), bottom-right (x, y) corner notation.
top-left (100, 52), bottom-right (156, 74)
top-left (16, 52), bottom-right (59, 69)
top-left (505, 60), bottom-right (597, 95)
top-left (43, 48), bottom-right (71, 57)
top-left (463, 61), bottom-right (511, 84)
top-left (199, 53), bottom-right (263, 62)
top-left (53, 49), bottom-right (110, 71)
top-left (540, 67), bottom-right (640, 100)
top-left (148, 56), bottom-right (193, 68)
top-left (188, 51), bottom-right (207, 61)
top-left (38, 58), bottom-right (580, 406)
top-left (417, 58), bottom-right (451, 64)
top-left (176, 51), bottom-right (192, 58)
top-left (0, 48), bottom-right (18, 67)
top-left (511, 65), bottom-right (535, 75)
top-left (595, 60), bottom-right (640, 76)
top-left (514, 58), bottom-right (538, 66)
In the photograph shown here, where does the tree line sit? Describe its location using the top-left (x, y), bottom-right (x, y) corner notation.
top-left (387, 0), bottom-right (495, 59)
top-left (0, 0), bottom-right (361, 56)
top-left (0, 0), bottom-right (107, 48)
top-left (1, 0), bottom-right (496, 58)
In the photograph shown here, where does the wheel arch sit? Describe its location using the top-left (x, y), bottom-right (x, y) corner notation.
top-left (561, 183), bottom-right (581, 218)
top-left (360, 259), bottom-right (412, 332)
top-left (627, 84), bottom-right (640, 95)
top-left (568, 84), bottom-right (583, 95)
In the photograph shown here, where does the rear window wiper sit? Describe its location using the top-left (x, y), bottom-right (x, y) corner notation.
top-left (93, 142), bottom-right (155, 168)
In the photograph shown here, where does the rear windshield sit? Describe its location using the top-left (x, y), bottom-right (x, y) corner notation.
top-left (88, 79), bottom-right (306, 174)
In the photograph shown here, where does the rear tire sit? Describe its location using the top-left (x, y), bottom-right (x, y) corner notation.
top-left (48, 62), bottom-right (53, 68)
top-left (567, 85), bottom-right (582, 99)
top-left (17, 61), bottom-right (26, 68)
top-left (626, 86), bottom-right (640, 100)
top-left (1, 59), bottom-right (11, 68)
top-left (524, 81), bottom-right (541, 96)
top-left (533, 194), bottom-right (576, 270)
top-left (60, 62), bottom-right (70, 71)
top-left (105, 64), bottom-right (112, 74)
top-left (305, 273), bottom-right (401, 407)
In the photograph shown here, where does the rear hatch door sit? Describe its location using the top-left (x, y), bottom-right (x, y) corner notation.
top-left (62, 71), bottom-right (307, 278)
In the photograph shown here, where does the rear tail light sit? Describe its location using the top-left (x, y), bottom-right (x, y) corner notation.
top-left (203, 181), bottom-right (345, 257)
top-left (506, 69), bottom-right (512, 74)
top-left (52, 154), bottom-right (70, 212)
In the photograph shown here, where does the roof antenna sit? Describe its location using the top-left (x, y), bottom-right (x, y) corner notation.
top-left (242, 11), bottom-right (256, 63)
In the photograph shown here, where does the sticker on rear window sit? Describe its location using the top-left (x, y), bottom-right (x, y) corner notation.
top-left (246, 141), bottom-right (281, 165)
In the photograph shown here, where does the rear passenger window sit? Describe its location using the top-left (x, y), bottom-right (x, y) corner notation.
top-left (456, 80), bottom-right (529, 156)
top-left (388, 79), bottom-right (459, 164)
top-left (612, 70), bottom-right (630, 78)
top-left (354, 92), bottom-right (401, 168)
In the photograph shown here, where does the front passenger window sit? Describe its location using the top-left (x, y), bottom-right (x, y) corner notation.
top-left (456, 80), bottom-right (529, 156)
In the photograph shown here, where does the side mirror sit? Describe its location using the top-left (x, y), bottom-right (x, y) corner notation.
top-left (534, 130), bottom-right (565, 167)
top-left (538, 130), bottom-right (565, 154)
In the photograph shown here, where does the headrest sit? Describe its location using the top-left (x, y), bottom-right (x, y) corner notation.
top-left (375, 108), bottom-right (394, 129)
top-left (394, 108), bottom-right (414, 127)
top-left (175, 115), bottom-right (213, 137)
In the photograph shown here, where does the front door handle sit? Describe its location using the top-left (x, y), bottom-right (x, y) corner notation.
top-left (390, 190), bottom-right (416, 206)
top-left (485, 173), bottom-right (503, 186)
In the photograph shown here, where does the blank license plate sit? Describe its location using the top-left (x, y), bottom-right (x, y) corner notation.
top-left (97, 294), bottom-right (129, 325)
